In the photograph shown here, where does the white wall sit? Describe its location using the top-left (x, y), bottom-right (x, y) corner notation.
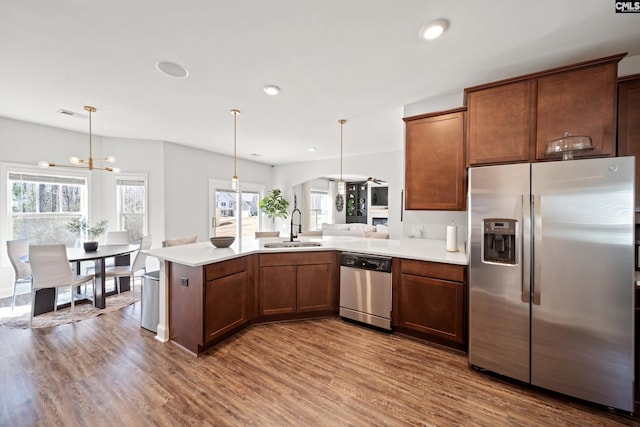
top-left (0, 117), bottom-right (274, 298)
top-left (162, 142), bottom-right (272, 242)
top-left (271, 150), bottom-right (404, 239)
top-left (0, 117), bottom-right (168, 297)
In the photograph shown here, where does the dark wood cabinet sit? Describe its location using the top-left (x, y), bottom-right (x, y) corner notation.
top-left (617, 74), bottom-right (640, 210)
top-left (465, 53), bottom-right (624, 166)
top-left (203, 257), bottom-right (249, 345)
top-left (466, 81), bottom-right (534, 165)
top-left (258, 251), bottom-right (338, 319)
top-left (535, 63), bottom-right (618, 160)
top-left (404, 108), bottom-right (466, 210)
top-left (169, 256), bottom-right (251, 355)
top-left (393, 258), bottom-right (467, 350)
top-left (259, 265), bottom-right (296, 315)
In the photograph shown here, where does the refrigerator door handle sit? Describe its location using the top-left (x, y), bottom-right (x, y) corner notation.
top-left (522, 194), bottom-right (531, 303)
top-left (532, 194), bottom-right (542, 305)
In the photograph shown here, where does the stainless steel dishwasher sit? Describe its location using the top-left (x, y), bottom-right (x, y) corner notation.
top-left (339, 252), bottom-right (392, 330)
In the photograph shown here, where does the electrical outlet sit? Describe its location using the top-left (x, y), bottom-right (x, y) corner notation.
top-left (411, 225), bottom-right (423, 238)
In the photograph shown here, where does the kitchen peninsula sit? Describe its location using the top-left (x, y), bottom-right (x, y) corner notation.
top-left (146, 236), bottom-right (468, 355)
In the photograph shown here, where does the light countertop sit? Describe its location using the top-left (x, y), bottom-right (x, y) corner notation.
top-left (145, 236), bottom-right (468, 268)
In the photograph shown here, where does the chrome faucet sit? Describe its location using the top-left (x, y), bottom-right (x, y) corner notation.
top-left (290, 193), bottom-right (302, 242)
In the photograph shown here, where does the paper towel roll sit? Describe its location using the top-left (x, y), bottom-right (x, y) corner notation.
top-left (446, 224), bottom-right (458, 252)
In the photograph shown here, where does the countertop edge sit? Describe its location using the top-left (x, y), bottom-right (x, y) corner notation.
top-left (145, 238), bottom-right (469, 267)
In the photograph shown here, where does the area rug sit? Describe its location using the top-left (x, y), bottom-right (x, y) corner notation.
top-left (0, 289), bottom-right (140, 329)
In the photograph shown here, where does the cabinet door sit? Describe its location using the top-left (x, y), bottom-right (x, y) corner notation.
top-left (259, 265), bottom-right (296, 315)
top-left (297, 263), bottom-right (334, 312)
top-left (204, 271), bottom-right (248, 344)
top-left (536, 63), bottom-right (617, 159)
top-left (466, 81), bottom-right (534, 165)
top-left (405, 110), bottom-right (465, 210)
top-left (398, 273), bottom-right (465, 344)
top-left (618, 75), bottom-right (640, 210)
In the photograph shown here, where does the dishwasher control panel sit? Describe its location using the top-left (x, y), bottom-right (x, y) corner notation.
top-left (340, 253), bottom-right (391, 273)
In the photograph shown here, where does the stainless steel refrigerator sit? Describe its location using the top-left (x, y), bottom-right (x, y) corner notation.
top-left (468, 156), bottom-right (635, 412)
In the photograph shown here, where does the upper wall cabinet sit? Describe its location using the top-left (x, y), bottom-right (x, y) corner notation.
top-left (465, 53), bottom-right (625, 167)
top-left (617, 74), bottom-right (640, 210)
top-left (404, 108), bottom-right (466, 211)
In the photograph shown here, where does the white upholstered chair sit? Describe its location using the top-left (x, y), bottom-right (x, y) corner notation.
top-left (7, 238), bottom-right (32, 312)
top-left (105, 235), bottom-right (152, 300)
top-left (84, 230), bottom-right (131, 276)
top-left (29, 244), bottom-right (95, 325)
top-left (161, 235), bottom-right (197, 247)
top-left (105, 231), bottom-right (130, 245)
top-left (254, 231), bottom-right (280, 238)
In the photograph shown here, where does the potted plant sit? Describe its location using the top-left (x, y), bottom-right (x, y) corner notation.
top-left (259, 189), bottom-right (289, 231)
top-left (66, 218), bottom-right (109, 251)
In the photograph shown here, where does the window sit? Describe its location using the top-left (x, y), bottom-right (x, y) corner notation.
top-left (8, 170), bottom-right (87, 245)
top-left (310, 191), bottom-right (330, 230)
top-left (116, 175), bottom-right (147, 242)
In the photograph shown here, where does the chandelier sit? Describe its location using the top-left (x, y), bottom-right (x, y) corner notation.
top-left (38, 105), bottom-right (121, 173)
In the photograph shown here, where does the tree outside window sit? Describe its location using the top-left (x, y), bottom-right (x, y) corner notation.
top-left (116, 176), bottom-right (147, 243)
top-left (9, 171), bottom-right (87, 246)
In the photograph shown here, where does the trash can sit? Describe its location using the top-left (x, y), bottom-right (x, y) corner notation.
top-left (141, 270), bottom-right (160, 332)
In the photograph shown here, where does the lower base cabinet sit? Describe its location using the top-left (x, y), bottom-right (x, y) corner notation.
top-left (258, 251), bottom-right (338, 318)
top-left (394, 258), bottom-right (467, 350)
top-left (168, 250), bottom-right (466, 356)
top-left (169, 256), bottom-right (251, 355)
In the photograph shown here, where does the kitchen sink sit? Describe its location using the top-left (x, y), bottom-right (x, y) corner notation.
top-left (263, 241), bottom-right (323, 248)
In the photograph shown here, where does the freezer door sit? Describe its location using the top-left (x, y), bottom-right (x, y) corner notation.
top-left (468, 163), bottom-right (531, 382)
top-left (531, 157), bottom-right (635, 412)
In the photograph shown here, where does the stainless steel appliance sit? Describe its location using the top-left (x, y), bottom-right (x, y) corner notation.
top-left (468, 157), bottom-right (635, 413)
top-left (339, 252), bottom-right (392, 330)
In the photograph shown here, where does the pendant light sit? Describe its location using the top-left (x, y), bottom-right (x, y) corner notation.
top-left (38, 105), bottom-right (121, 173)
top-left (230, 109), bottom-right (240, 192)
top-left (338, 119), bottom-right (347, 195)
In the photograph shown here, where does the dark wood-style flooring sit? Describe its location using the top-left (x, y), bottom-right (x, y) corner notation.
top-left (0, 302), bottom-right (638, 426)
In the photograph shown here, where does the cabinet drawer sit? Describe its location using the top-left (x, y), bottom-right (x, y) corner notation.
top-left (259, 251), bottom-right (335, 267)
top-left (205, 256), bottom-right (247, 281)
top-left (400, 259), bottom-right (465, 283)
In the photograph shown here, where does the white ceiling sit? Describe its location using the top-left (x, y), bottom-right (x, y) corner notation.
top-left (1, 1), bottom-right (639, 166)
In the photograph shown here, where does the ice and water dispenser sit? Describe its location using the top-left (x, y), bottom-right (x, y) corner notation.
top-left (482, 219), bottom-right (517, 265)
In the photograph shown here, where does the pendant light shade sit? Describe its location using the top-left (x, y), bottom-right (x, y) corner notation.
top-left (230, 109), bottom-right (240, 192)
top-left (338, 119), bottom-right (347, 195)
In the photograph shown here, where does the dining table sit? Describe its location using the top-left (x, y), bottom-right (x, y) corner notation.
top-left (32, 244), bottom-right (139, 315)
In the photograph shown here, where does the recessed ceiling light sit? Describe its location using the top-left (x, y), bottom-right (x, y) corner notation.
top-left (263, 85), bottom-right (281, 95)
top-left (419, 19), bottom-right (449, 40)
top-left (155, 60), bottom-right (189, 78)
top-left (308, 147), bottom-right (317, 152)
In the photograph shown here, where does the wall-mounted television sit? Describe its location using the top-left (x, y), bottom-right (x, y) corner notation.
top-left (370, 186), bottom-right (388, 207)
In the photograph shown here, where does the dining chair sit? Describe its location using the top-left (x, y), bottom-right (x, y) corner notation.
top-left (7, 238), bottom-right (32, 312)
top-left (84, 230), bottom-right (131, 275)
top-left (255, 231), bottom-right (280, 238)
top-left (28, 244), bottom-right (95, 325)
top-left (105, 235), bottom-right (152, 300)
top-left (106, 231), bottom-right (130, 245)
top-left (161, 235), bottom-right (197, 247)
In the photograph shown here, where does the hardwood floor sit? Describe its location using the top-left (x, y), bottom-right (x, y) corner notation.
top-left (0, 303), bottom-right (638, 426)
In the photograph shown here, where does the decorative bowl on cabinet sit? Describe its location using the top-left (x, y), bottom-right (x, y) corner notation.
top-left (209, 237), bottom-right (235, 248)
